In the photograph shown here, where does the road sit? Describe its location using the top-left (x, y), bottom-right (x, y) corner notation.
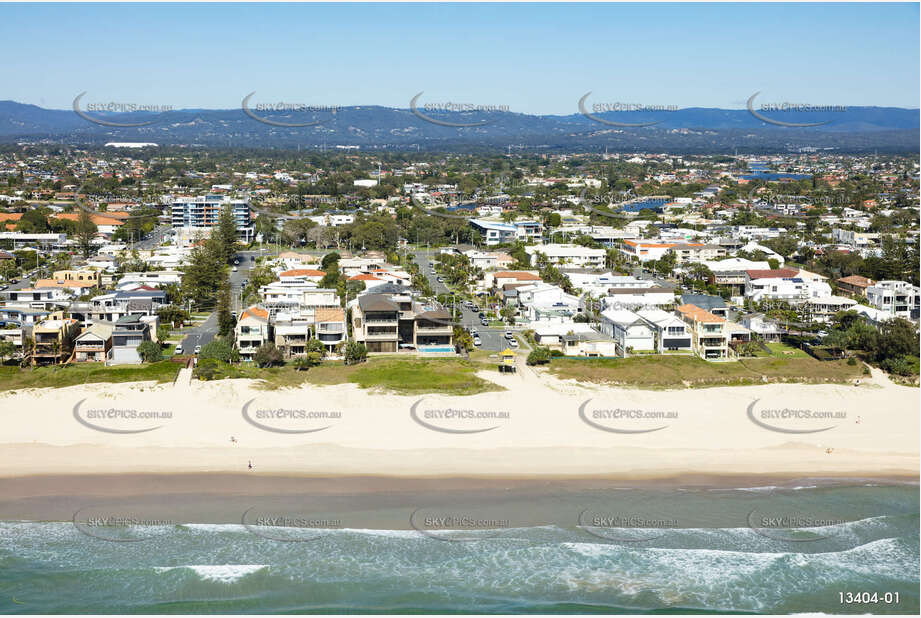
top-left (411, 248), bottom-right (515, 352)
top-left (132, 224), bottom-right (173, 251)
top-left (178, 249), bottom-right (262, 354)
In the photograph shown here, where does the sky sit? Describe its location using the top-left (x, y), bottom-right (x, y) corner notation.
top-left (1, 2), bottom-right (918, 115)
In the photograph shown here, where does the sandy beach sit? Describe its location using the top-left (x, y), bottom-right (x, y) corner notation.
top-left (0, 364), bottom-right (917, 483)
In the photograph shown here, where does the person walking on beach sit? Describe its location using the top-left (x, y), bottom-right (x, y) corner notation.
top-left (248, 460), bottom-right (254, 470)
top-left (230, 436), bottom-right (237, 444)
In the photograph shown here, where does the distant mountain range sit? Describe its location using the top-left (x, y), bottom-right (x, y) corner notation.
top-left (0, 100), bottom-right (917, 153)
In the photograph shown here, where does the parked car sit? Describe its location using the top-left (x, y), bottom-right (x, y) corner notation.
top-left (508, 339), bottom-right (519, 348)
top-left (174, 344), bottom-right (183, 355)
top-left (473, 336), bottom-right (482, 346)
top-left (505, 330), bottom-right (514, 338)
top-left (193, 345), bottom-right (201, 355)
top-left (232, 266), bottom-right (238, 272)
top-left (480, 319), bottom-right (488, 327)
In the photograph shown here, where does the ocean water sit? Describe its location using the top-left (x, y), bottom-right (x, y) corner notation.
top-left (0, 484), bottom-right (917, 614)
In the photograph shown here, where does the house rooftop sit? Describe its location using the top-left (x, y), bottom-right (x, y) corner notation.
top-left (677, 303), bottom-right (726, 323)
top-left (493, 271), bottom-right (541, 280)
top-left (746, 268), bottom-right (799, 279)
top-left (680, 293), bottom-right (727, 311)
top-left (315, 307), bottom-right (345, 323)
top-left (837, 274), bottom-right (875, 287)
top-left (240, 306), bottom-right (269, 321)
top-left (358, 294), bottom-right (400, 312)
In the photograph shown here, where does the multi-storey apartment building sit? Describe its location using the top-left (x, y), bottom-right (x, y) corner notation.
top-left (170, 195), bottom-right (254, 242)
top-left (351, 292), bottom-right (453, 352)
top-left (668, 243), bottom-right (727, 264)
top-left (31, 317), bottom-right (80, 365)
top-left (524, 243), bottom-right (605, 268)
top-left (352, 294), bottom-right (401, 352)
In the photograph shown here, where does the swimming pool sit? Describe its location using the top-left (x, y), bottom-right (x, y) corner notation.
top-left (419, 345), bottom-right (456, 353)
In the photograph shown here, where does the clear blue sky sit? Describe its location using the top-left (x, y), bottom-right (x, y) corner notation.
top-left (1, 2), bottom-right (917, 114)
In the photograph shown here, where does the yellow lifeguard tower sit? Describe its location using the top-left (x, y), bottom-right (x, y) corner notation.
top-left (499, 347), bottom-right (516, 373)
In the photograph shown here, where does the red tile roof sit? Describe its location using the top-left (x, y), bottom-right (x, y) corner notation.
top-left (746, 268), bottom-right (799, 279)
top-left (676, 304), bottom-right (726, 324)
top-left (279, 269), bottom-right (325, 277)
top-left (493, 271), bottom-right (541, 280)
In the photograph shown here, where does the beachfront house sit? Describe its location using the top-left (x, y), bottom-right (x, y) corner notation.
top-left (740, 313), bottom-right (783, 342)
top-left (314, 307), bottom-right (347, 352)
top-left (31, 317), bottom-right (81, 365)
top-left (73, 323), bottom-right (113, 362)
top-left (599, 307), bottom-right (656, 355)
top-left (676, 304), bottom-right (730, 360)
top-left (352, 294), bottom-right (401, 353)
top-left (236, 306), bottom-right (272, 361)
top-left (272, 312), bottom-right (314, 358)
top-left (109, 315), bottom-right (152, 365)
top-left (636, 308), bottom-right (693, 352)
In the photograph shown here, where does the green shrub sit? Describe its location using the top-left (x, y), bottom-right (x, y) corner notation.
top-left (253, 342), bottom-right (284, 368)
top-left (527, 347), bottom-right (551, 366)
top-left (344, 341), bottom-right (368, 365)
top-left (200, 338), bottom-right (237, 363)
top-left (137, 340), bottom-right (162, 363)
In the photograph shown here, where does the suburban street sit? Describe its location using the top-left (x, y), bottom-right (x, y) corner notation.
top-left (178, 249), bottom-right (262, 354)
top-left (412, 248), bottom-right (514, 352)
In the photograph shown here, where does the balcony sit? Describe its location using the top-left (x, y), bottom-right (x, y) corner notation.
top-left (416, 325), bottom-right (453, 333)
top-left (365, 331), bottom-right (398, 341)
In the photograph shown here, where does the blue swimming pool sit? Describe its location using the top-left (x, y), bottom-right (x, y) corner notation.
top-left (419, 345), bottom-right (456, 353)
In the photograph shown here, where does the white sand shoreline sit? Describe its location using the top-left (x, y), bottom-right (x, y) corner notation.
top-left (1, 367), bottom-right (918, 480)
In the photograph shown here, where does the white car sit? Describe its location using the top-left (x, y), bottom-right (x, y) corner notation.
top-left (193, 345), bottom-right (202, 355)
top-left (508, 339), bottom-right (519, 348)
top-left (473, 336), bottom-right (482, 346)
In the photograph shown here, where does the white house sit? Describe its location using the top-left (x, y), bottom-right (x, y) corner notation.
top-left (599, 307), bottom-right (657, 354)
top-left (636, 308), bottom-right (693, 352)
top-left (865, 281), bottom-right (920, 320)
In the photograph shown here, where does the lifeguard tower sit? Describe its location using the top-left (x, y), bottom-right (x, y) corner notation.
top-left (499, 347), bottom-right (516, 373)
